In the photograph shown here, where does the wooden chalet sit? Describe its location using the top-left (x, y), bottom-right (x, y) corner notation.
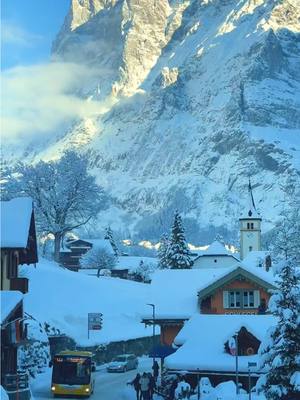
top-left (165, 314), bottom-right (276, 390)
top-left (59, 239), bottom-right (114, 271)
top-left (1, 291), bottom-right (25, 381)
top-left (142, 264), bottom-right (276, 347)
top-left (1, 197), bottom-right (38, 293)
top-left (1, 197), bottom-right (38, 394)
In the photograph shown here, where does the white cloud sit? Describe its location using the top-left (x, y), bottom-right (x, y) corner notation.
top-left (1, 21), bottom-right (42, 46)
top-left (1, 62), bottom-right (114, 144)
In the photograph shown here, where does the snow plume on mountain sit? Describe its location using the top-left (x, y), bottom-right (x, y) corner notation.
top-left (4, 0), bottom-right (300, 242)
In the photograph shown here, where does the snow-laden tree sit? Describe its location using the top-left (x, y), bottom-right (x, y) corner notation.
top-left (166, 211), bottom-right (193, 269)
top-left (271, 207), bottom-right (300, 264)
top-left (104, 226), bottom-right (119, 256)
top-left (18, 319), bottom-right (50, 378)
top-left (133, 260), bottom-right (156, 282)
top-left (4, 151), bottom-right (107, 261)
top-left (80, 245), bottom-right (117, 277)
top-left (258, 261), bottom-right (300, 399)
top-left (157, 233), bottom-right (170, 269)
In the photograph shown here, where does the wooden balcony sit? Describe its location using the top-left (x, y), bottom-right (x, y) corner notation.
top-left (10, 278), bottom-right (29, 294)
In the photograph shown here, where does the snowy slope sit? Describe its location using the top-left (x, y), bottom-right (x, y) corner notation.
top-left (4, 0), bottom-right (300, 241)
top-left (21, 259), bottom-right (151, 346)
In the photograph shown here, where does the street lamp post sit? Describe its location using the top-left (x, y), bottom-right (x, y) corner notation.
top-left (147, 303), bottom-right (156, 366)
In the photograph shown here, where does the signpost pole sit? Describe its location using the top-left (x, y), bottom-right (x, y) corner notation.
top-left (248, 368), bottom-right (251, 400)
top-left (247, 362), bottom-right (257, 400)
top-left (234, 333), bottom-right (239, 395)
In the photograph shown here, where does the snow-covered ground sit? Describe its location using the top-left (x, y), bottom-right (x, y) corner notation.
top-left (30, 356), bottom-right (160, 400)
top-left (21, 258), bottom-right (152, 346)
top-left (30, 357), bottom-right (266, 400)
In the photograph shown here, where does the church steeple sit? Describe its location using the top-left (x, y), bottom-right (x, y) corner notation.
top-left (245, 179), bottom-right (259, 219)
top-left (239, 179), bottom-right (262, 260)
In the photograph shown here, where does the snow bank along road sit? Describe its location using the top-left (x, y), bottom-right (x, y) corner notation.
top-left (31, 357), bottom-right (153, 400)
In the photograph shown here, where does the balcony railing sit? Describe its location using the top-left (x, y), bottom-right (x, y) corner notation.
top-left (10, 278), bottom-right (29, 294)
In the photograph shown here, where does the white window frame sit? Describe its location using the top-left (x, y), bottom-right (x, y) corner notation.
top-left (223, 290), bottom-right (260, 309)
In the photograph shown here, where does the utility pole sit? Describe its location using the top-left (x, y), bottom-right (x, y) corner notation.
top-left (147, 303), bottom-right (156, 366)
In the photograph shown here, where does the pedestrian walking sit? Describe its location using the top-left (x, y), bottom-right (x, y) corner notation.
top-left (169, 377), bottom-right (178, 400)
top-left (148, 373), bottom-right (155, 400)
top-left (140, 372), bottom-right (150, 400)
top-left (129, 373), bottom-right (141, 400)
top-left (152, 360), bottom-right (159, 382)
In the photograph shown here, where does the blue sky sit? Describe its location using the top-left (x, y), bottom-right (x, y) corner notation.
top-left (1, 0), bottom-right (70, 69)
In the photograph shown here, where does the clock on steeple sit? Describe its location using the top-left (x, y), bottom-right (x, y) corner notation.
top-left (239, 180), bottom-right (262, 260)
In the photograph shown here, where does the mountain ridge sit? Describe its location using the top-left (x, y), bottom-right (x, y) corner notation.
top-left (4, 0), bottom-right (300, 241)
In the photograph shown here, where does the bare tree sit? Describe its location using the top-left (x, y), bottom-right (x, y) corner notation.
top-left (5, 151), bottom-right (107, 261)
top-left (80, 246), bottom-right (117, 277)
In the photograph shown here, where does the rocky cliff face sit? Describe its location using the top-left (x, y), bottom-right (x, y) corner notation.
top-left (12, 0), bottom-right (300, 241)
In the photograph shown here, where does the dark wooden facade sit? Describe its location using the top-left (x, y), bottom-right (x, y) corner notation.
top-left (1, 300), bottom-right (25, 382)
top-left (1, 212), bottom-right (38, 293)
top-left (1, 201), bottom-right (38, 392)
top-left (59, 239), bottom-right (93, 271)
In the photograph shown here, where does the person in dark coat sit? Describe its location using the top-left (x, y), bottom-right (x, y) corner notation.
top-left (140, 372), bottom-right (150, 400)
top-left (130, 373), bottom-right (141, 400)
top-left (152, 360), bottom-right (159, 381)
top-left (148, 373), bottom-right (156, 400)
top-left (169, 378), bottom-right (178, 400)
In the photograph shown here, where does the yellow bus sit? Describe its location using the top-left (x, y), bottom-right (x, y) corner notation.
top-left (51, 351), bottom-right (95, 397)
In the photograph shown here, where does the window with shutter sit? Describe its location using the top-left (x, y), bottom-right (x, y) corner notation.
top-left (254, 290), bottom-right (260, 308)
top-left (223, 291), bottom-right (229, 308)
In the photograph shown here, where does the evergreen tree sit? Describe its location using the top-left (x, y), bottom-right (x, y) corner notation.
top-left (104, 226), bottom-right (119, 256)
top-left (157, 234), bottom-right (170, 269)
top-left (258, 261), bottom-right (300, 399)
top-left (167, 211), bottom-right (193, 269)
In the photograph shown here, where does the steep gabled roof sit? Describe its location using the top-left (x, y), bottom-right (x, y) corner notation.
top-left (193, 241), bottom-right (240, 262)
top-left (0, 197), bottom-right (33, 248)
top-left (198, 264), bottom-right (276, 299)
top-left (0, 291), bottom-right (23, 324)
top-left (165, 314), bottom-right (276, 373)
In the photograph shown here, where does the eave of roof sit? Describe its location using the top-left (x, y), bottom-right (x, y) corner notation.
top-left (198, 266), bottom-right (276, 299)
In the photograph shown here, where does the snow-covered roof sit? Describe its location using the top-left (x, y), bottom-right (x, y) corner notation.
top-left (165, 314), bottom-right (276, 373)
top-left (22, 258), bottom-right (153, 346)
top-left (81, 239), bottom-right (114, 254)
top-left (143, 263), bottom-right (276, 320)
top-left (118, 256), bottom-right (158, 271)
top-left (195, 241), bottom-right (239, 258)
top-left (0, 291), bottom-right (23, 324)
top-left (0, 197), bottom-right (33, 248)
top-left (143, 268), bottom-right (232, 320)
top-left (243, 251), bottom-right (270, 269)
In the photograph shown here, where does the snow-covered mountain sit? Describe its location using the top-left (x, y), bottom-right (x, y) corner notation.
top-left (6, 0), bottom-right (300, 241)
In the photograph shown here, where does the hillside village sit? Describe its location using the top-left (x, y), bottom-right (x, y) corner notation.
top-left (1, 181), bottom-right (299, 400)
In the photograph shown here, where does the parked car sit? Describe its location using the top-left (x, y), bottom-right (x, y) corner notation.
top-left (106, 354), bottom-right (138, 372)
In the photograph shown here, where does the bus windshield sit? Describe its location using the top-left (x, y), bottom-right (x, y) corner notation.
top-left (52, 356), bottom-right (91, 385)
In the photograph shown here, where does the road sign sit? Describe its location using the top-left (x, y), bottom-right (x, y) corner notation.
top-left (88, 313), bottom-right (103, 330)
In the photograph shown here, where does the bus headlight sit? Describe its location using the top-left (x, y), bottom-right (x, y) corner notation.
top-left (85, 388), bottom-right (90, 393)
top-left (51, 386), bottom-right (56, 391)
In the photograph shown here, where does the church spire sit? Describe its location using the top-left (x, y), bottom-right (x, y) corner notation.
top-left (247, 178), bottom-right (258, 218)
